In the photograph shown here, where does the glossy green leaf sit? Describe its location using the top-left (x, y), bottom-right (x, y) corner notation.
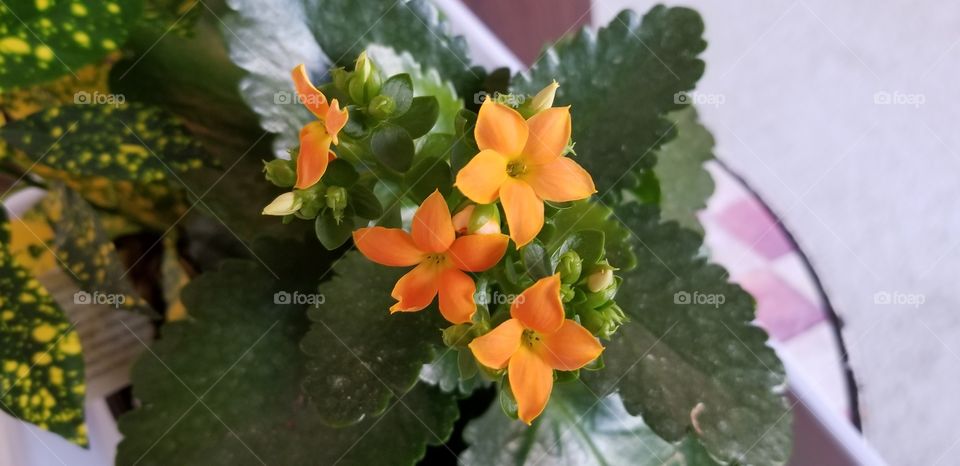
top-left (512, 7), bottom-right (706, 200)
top-left (0, 103), bottom-right (208, 181)
top-left (650, 107), bottom-right (715, 233)
top-left (461, 382), bottom-right (720, 466)
top-left (314, 209), bottom-right (356, 250)
top-left (547, 201), bottom-right (636, 271)
top-left (419, 349), bottom-right (484, 396)
top-left (371, 124), bottom-right (414, 172)
top-left (393, 96), bottom-right (439, 139)
top-left (0, 0), bottom-right (143, 89)
top-left (0, 208), bottom-right (86, 446)
top-left (381, 73), bottom-right (413, 115)
top-left (300, 252), bottom-right (445, 425)
top-left (584, 203), bottom-right (791, 465)
top-left (520, 240), bottom-right (552, 281)
top-left (116, 240), bottom-right (458, 465)
top-left (42, 185), bottom-right (155, 317)
top-left (403, 156), bottom-right (451, 204)
top-left (347, 185), bottom-right (383, 220)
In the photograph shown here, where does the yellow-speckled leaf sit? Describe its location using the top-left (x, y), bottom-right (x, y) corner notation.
top-left (42, 185), bottom-right (156, 317)
top-left (160, 236), bottom-right (189, 321)
top-left (0, 0), bottom-right (143, 89)
top-left (0, 207), bottom-right (87, 446)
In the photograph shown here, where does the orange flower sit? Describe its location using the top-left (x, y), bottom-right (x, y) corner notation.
top-left (352, 191), bottom-right (509, 324)
top-left (469, 274), bottom-right (603, 424)
top-left (291, 64), bottom-right (350, 189)
top-left (454, 99), bottom-right (596, 247)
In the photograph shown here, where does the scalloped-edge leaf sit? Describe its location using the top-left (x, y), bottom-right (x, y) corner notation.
top-left (0, 207), bottom-right (87, 446)
top-left (584, 203), bottom-right (791, 465)
top-left (513, 7), bottom-right (707, 201)
top-left (116, 239), bottom-right (458, 465)
top-left (649, 106), bottom-right (715, 233)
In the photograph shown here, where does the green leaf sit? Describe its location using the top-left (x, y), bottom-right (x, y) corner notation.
top-left (371, 124), bottom-right (414, 172)
top-left (116, 240), bottom-right (459, 465)
top-left (520, 240), bottom-right (552, 280)
top-left (314, 209), bottom-right (355, 250)
top-left (403, 156), bottom-right (451, 204)
top-left (547, 201), bottom-right (636, 271)
top-left (419, 349), bottom-right (484, 396)
top-left (322, 158), bottom-right (360, 186)
top-left (0, 103), bottom-right (208, 182)
top-left (512, 7), bottom-right (706, 200)
top-left (552, 229), bottom-right (605, 267)
top-left (366, 45), bottom-right (462, 135)
top-left (393, 96), bottom-right (439, 139)
top-left (0, 208), bottom-right (87, 446)
top-left (650, 107), bottom-right (715, 233)
top-left (381, 73), bottom-right (413, 115)
top-left (461, 382), bottom-right (720, 466)
top-left (0, 0), bottom-right (143, 89)
top-left (347, 185), bottom-right (383, 220)
top-left (42, 185), bottom-right (156, 317)
top-left (584, 203), bottom-right (791, 465)
top-left (300, 252), bottom-right (445, 425)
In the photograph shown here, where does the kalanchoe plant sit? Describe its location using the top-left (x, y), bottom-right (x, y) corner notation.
top-left (0, 1), bottom-right (791, 465)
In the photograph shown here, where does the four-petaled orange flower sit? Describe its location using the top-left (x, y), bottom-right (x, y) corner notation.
top-left (455, 100), bottom-right (596, 247)
top-left (291, 63), bottom-right (350, 189)
top-left (469, 274), bottom-right (603, 423)
top-left (353, 190), bottom-right (510, 324)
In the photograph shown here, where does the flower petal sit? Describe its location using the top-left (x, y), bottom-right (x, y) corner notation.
top-left (295, 121), bottom-right (334, 189)
top-left (524, 157), bottom-right (596, 202)
top-left (452, 205), bottom-right (474, 234)
top-left (534, 320), bottom-right (604, 371)
top-left (475, 100), bottom-right (528, 156)
top-left (447, 233), bottom-right (509, 272)
top-left (511, 274), bottom-right (564, 334)
top-left (390, 263), bottom-right (440, 313)
top-left (509, 345), bottom-right (554, 424)
top-left (500, 178), bottom-right (544, 247)
top-left (522, 106), bottom-right (571, 165)
top-left (438, 268), bottom-right (477, 324)
top-left (291, 64), bottom-right (329, 119)
top-left (455, 150), bottom-right (508, 204)
top-left (325, 99), bottom-right (349, 144)
top-left (353, 227), bottom-right (423, 267)
top-left (469, 318), bottom-right (524, 370)
top-left (412, 190), bottom-right (456, 253)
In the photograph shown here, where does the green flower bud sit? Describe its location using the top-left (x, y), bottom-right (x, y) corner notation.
top-left (331, 67), bottom-right (350, 93)
top-left (263, 159), bottom-right (296, 187)
top-left (468, 203), bottom-right (501, 234)
top-left (367, 95), bottom-right (396, 119)
top-left (262, 192), bottom-right (302, 216)
top-left (560, 284), bottom-right (576, 303)
top-left (529, 80), bottom-right (559, 113)
top-left (296, 187), bottom-right (323, 218)
top-left (442, 324), bottom-right (474, 348)
top-left (579, 303), bottom-right (627, 339)
top-left (557, 251), bottom-right (582, 284)
top-left (355, 51), bottom-right (373, 83)
top-left (325, 186), bottom-right (349, 223)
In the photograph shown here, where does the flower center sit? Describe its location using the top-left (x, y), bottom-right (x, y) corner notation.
top-left (521, 329), bottom-right (542, 347)
top-left (424, 253), bottom-right (447, 266)
top-left (506, 159), bottom-right (527, 178)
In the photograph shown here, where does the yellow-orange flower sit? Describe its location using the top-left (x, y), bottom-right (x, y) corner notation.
top-left (291, 64), bottom-right (349, 189)
top-left (469, 274), bottom-right (603, 424)
top-left (455, 99), bottom-right (596, 247)
top-left (353, 191), bottom-right (509, 324)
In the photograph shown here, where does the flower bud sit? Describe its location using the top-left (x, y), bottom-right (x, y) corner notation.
top-left (325, 186), bottom-right (349, 223)
top-left (587, 263), bottom-right (616, 293)
top-left (579, 303), bottom-right (627, 339)
top-left (557, 251), bottom-right (582, 284)
top-left (529, 80), bottom-right (559, 114)
top-left (262, 192), bottom-right (302, 216)
top-left (355, 51), bottom-right (373, 83)
top-left (442, 324), bottom-right (474, 348)
top-left (468, 203), bottom-right (501, 234)
top-left (560, 284), bottom-right (576, 303)
top-left (347, 52), bottom-right (381, 104)
top-left (263, 159), bottom-right (296, 187)
top-left (331, 67), bottom-right (350, 93)
top-left (367, 95), bottom-right (396, 119)
top-left (452, 205), bottom-right (474, 234)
